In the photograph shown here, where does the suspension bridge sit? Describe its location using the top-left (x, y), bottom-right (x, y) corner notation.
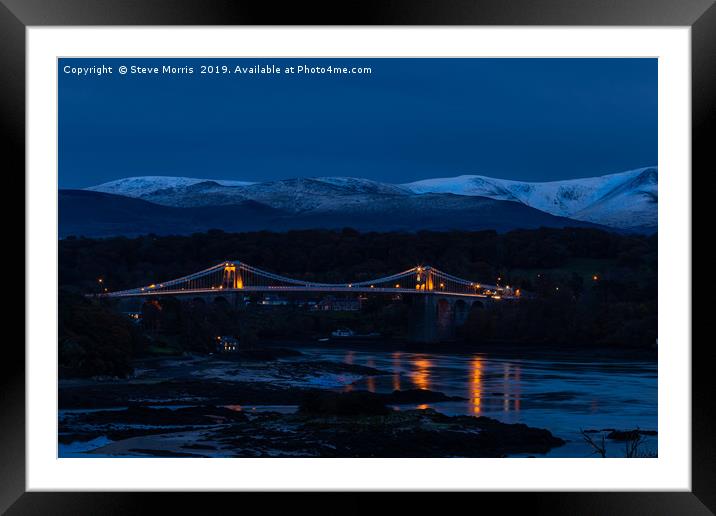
top-left (101, 261), bottom-right (520, 342)
top-left (101, 261), bottom-right (518, 300)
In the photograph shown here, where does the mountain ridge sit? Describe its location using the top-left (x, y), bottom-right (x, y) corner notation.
top-left (402, 167), bottom-right (657, 230)
top-left (82, 167), bottom-right (657, 232)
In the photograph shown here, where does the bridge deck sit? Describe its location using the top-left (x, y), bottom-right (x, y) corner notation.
top-left (105, 286), bottom-right (496, 299)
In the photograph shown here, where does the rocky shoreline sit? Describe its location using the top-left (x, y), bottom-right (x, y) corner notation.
top-left (59, 352), bottom-right (567, 457)
top-left (60, 395), bottom-right (565, 458)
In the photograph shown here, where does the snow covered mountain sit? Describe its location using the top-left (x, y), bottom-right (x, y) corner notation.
top-left (84, 167), bottom-right (657, 232)
top-left (86, 176), bottom-right (254, 199)
top-left (403, 167), bottom-right (657, 231)
top-left (88, 176), bottom-right (413, 211)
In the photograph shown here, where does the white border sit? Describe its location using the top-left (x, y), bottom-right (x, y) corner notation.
top-left (27, 27), bottom-right (691, 491)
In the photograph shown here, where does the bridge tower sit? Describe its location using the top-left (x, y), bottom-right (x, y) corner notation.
top-left (223, 264), bottom-right (243, 289)
top-left (415, 266), bottom-right (434, 292)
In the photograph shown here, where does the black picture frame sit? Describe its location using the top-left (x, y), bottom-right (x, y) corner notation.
top-left (3, 0), bottom-right (711, 513)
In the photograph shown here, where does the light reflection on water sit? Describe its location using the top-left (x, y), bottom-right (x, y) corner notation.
top-left (412, 357), bottom-right (432, 391)
top-left (311, 346), bottom-right (657, 457)
top-left (392, 352), bottom-right (402, 391)
top-left (471, 357), bottom-right (484, 415)
top-left (366, 359), bottom-right (376, 392)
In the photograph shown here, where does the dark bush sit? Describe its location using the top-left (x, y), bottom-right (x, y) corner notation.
top-left (58, 290), bottom-right (140, 378)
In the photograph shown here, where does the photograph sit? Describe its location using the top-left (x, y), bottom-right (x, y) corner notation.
top-left (57, 57), bottom-right (658, 459)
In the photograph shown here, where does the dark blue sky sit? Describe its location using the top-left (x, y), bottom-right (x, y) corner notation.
top-left (59, 58), bottom-right (656, 188)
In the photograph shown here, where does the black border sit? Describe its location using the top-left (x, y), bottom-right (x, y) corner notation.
top-left (3, 0), bottom-right (712, 513)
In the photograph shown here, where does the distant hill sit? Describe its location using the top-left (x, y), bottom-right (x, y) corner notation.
top-left (59, 190), bottom-right (285, 238)
top-left (59, 189), bottom-right (606, 238)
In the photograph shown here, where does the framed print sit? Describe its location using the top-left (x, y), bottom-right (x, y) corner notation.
top-left (4, 0), bottom-right (713, 513)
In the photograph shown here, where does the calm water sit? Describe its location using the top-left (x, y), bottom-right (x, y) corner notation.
top-left (296, 346), bottom-right (658, 457)
top-left (59, 346), bottom-right (657, 458)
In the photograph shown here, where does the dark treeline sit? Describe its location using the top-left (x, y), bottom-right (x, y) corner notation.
top-left (60, 227), bottom-right (655, 292)
top-left (58, 228), bottom-right (657, 377)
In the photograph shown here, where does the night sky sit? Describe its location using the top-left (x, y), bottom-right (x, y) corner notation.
top-left (59, 58), bottom-right (657, 188)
